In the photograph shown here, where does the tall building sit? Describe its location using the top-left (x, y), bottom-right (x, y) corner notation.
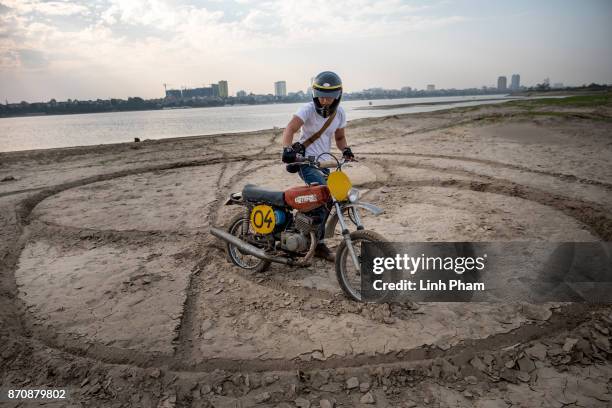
top-left (218, 81), bottom-right (228, 98)
top-left (497, 76), bottom-right (507, 91)
top-left (510, 74), bottom-right (520, 90)
top-left (236, 90), bottom-right (247, 97)
top-left (182, 87), bottom-right (213, 98)
top-left (211, 83), bottom-right (219, 97)
top-left (426, 84), bottom-right (435, 91)
top-left (274, 81), bottom-right (287, 97)
top-left (165, 89), bottom-right (182, 99)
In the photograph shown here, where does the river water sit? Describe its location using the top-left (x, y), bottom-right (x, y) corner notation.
top-left (0, 95), bottom-right (513, 152)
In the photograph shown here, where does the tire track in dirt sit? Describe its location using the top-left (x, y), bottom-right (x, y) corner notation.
top-left (3, 150), bottom-right (610, 374)
top-left (0, 186), bottom-right (45, 198)
top-left (32, 219), bottom-right (200, 243)
top-left (3, 302), bottom-right (598, 374)
top-left (359, 151), bottom-right (612, 191)
top-left (2, 156), bottom-right (269, 362)
top-left (348, 112), bottom-right (528, 152)
top-left (174, 159), bottom-right (232, 366)
top-left (364, 156), bottom-right (612, 240)
top-left (175, 132), bottom-right (283, 367)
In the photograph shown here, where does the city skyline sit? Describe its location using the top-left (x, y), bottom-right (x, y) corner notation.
top-left (3, 74), bottom-right (599, 104)
top-left (1, 0), bottom-right (611, 102)
top-left (166, 77), bottom-right (536, 99)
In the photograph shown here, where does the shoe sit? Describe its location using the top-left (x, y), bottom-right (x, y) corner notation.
top-left (315, 243), bottom-right (335, 262)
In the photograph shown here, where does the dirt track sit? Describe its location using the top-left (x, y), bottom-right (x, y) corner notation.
top-left (1, 100), bottom-right (611, 407)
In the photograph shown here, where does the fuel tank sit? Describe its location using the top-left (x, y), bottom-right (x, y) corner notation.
top-left (284, 185), bottom-right (330, 212)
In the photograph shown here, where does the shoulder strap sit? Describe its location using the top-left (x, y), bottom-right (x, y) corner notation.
top-left (302, 110), bottom-right (337, 148)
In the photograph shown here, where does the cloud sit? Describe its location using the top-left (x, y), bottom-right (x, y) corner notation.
top-left (0, 0), bottom-right (469, 98)
top-left (17, 48), bottom-right (48, 68)
top-left (34, 1), bottom-right (89, 16)
top-left (102, 0), bottom-right (224, 30)
top-left (0, 0), bottom-right (89, 16)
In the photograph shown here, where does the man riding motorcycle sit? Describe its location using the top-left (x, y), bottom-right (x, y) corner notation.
top-left (281, 71), bottom-right (355, 262)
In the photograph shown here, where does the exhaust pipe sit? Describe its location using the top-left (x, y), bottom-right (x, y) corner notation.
top-left (210, 227), bottom-right (304, 266)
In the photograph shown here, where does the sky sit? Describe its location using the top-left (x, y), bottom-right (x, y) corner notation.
top-left (1, 0), bottom-right (611, 102)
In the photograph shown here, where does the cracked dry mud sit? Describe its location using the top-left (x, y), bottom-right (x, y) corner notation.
top-left (1, 101), bottom-right (611, 407)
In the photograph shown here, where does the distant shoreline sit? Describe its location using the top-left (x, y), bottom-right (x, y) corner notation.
top-left (0, 94), bottom-right (507, 119)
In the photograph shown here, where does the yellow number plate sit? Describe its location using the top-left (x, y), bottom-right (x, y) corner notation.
top-left (250, 204), bottom-right (275, 234)
top-left (327, 170), bottom-right (352, 201)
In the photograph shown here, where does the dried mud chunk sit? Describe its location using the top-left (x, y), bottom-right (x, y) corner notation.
top-left (294, 397), bottom-right (311, 408)
top-left (562, 337), bottom-right (579, 352)
top-left (319, 383), bottom-right (342, 393)
top-left (517, 371), bottom-right (531, 382)
top-left (578, 379), bottom-right (611, 402)
top-left (525, 342), bottom-right (547, 361)
top-left (470, 356), bottom-right (488, 372)
top-left (475, 399), bottom-right (509, 408)
top-left (500, 368), bottom-right (518, 384)
top-left (311, 351), bottom-right (325, 361)
top-left (311, 371), bottom-right (330, 389)
top-left (464, 376), bottom-right (478, 385)
top-left (263, 374), bottom-right (278, 385)
top-left (360, 391), bottom-right (376, 404)
top-left (319, 399), bottom-right (334, 408)
top-left (517, 356), bottom-right (536, 373)
top-left (521, 304), bottom-right (552, 321)
top-left (254, 391), bottom-right (271, 403)
top-left (148, 368), bottom-right (162, 378)
top-left (591, 330), bottom-right (610, 352)
top-left (346, 376), bottom-right (359, 389)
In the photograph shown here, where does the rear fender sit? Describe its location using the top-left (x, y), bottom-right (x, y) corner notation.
top-left (224, 192), bottom-right (244, 206)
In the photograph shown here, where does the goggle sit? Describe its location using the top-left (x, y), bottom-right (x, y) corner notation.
top-left (312, 83), bottom-right (342, 91)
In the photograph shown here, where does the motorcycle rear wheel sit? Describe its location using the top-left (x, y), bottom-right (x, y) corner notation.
top-left (226, 212), bottom-right (271, 273)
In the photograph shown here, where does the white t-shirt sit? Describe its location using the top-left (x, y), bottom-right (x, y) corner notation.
top-left (294, 102), bottom-right (346, 160)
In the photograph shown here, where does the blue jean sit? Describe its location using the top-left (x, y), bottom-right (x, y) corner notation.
top-left (297, 165), bottom-right (330, 241)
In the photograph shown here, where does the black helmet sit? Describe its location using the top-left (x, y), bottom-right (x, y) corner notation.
top-left (312, 71), bottom-right (342, 118)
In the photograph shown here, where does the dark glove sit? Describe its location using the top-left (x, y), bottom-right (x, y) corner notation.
top-left (291, 142), bottom-right (305, 156)
top-left (286, 163), bottom-right (300, 173)
top-left (282, 147), bottom-right (296, 163)
top-left (342, 146), bottom-right (355, 161)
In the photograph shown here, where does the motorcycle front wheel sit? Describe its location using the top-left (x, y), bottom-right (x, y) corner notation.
top-left (226, 212), bottom-right (271, 273)
top-left (335, 229), bottom-right (389, 302)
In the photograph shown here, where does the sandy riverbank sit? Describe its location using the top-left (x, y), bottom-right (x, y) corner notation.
top-left (353, 97), bottom-right (516, 110)
top-left (1, 95), bottom-right (611, 407)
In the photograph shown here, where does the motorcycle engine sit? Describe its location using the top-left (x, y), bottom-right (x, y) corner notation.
top-left (280, 213), bottom-right (316, 253)
top-left (280, 231), bottom-right (310, 253)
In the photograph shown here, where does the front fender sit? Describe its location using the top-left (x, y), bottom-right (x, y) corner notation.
top-left (324, 201), bottom-right (384, 238)
top-left (340, 202), bottom-right (384, 216)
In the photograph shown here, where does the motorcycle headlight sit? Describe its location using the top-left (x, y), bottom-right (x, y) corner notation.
top-left (348, 188), bottom-right (360, 203)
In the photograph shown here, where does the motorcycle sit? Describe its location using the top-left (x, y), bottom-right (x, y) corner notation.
top-left (210, 153), bottom-right (388, 301)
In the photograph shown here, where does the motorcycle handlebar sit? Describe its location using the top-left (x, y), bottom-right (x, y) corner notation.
top-left (293, 156), bottom-right (345, 169)
top-left (291, 153), bottom-right (356, 170)
top-left (318, 160), bottom-right (340, 169)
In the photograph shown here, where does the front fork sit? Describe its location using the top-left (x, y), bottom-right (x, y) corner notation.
top-left (334, 202), bottom-right (361, 270)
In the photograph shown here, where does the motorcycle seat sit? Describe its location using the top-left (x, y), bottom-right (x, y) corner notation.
top-left (242, 184), bottom-right (286, 207)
